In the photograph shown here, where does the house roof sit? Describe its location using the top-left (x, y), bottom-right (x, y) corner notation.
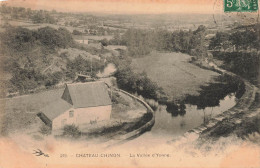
top-left (40, 81), bottom-right (112, 121)
top-left (41, 99), bottom-right (72, 120)
top-left (62, 81), bottom-right (112, 108)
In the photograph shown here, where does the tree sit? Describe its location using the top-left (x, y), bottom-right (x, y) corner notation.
top-left (37, 27), bottom-right (73, 48)
top-left (209, 32), bottom-right (229, 51)
top-left (72, 29), bottom-right (82, 35)
top-left (0, 27), bottom-right (36, 52)
top-left (31, 11), bottom-right (45, 23)
top-left (10, 67), bottom-right (45, 93)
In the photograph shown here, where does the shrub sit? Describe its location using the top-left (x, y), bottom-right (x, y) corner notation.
top-left (72, 29), bottom-right (82, 35)
top-left (115, 68), bottom-right (164, 101)
top-left (44, 71), bottom-right (63, 88)
top-left (62, 124), bottom-right (81, 138)
top-left (39, 125), bottom-right (51, 135)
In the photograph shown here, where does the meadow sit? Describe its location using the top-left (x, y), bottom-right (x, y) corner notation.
top-left (131, 51), bottom-right (219, 101)
top-left (0, 87), bottom-right (64, 135)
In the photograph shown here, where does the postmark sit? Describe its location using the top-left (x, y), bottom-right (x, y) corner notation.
top-left (224, 0), bottom-right (258, 12)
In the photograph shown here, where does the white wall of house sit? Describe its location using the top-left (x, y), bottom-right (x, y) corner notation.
top-left (52, 105), bottom-right (112, 130)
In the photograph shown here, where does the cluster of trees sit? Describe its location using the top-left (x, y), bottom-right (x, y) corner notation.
top-left (72, 29), bottom-right (83, 35)
top-left (209, 24), bottom-right (260, 86)
top-left (37, 27), bottom-right (74, 48)
top-left (64, 16), bottom-right (98, 27)
top-left (109, 25), bottom-right (207, 58)
top-left (71, 25), bottom-right (123, 36)
top-left (0, 4), bottom-right (57, 24)
top-left (31, 10), bottom-right (56, 24)
top-left (212, 51), bottom-right (260, 85)
top-left (1, 26), bottom-right (74, 52)
top-left (9, 64), bottom-right (46, 92)
top-left (115, 68), bottom-right (164, 100)
top-left (1, 26), bottom-right (103, 94)
top-left (111, 53), bottom-right (165, 101)
top-left (209, 24), bottom-right (260, 51)
top-left (0, 4), bottom-right (32, 20)
top-left (65, 55), bottom-right (105, 80)
top-left (7, 63), bottom-right (64, 93)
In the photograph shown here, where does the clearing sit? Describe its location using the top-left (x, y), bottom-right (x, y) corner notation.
top-left (131, 51), bottom-right (219, 101)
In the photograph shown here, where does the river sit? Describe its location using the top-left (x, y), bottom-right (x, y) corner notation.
top-left (99, 61), bottom-right (239, 147)
top-left (121, 93), bottom-right (237, 147)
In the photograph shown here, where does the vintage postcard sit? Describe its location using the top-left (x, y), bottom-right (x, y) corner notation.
top-left (0, 0), bottom-right (259, 167)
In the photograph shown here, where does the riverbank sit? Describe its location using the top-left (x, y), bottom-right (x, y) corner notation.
top-left (175, 59), bottom-right (259, 144)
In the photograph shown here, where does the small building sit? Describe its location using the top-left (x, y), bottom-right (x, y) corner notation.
top-left (38, 81), bottom-right (112, 130)
top-left (75, 73), bottom-right (95, 82)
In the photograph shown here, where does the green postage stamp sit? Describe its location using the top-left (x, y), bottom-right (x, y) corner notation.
top-left (224, 0), bottom-right (258, 12)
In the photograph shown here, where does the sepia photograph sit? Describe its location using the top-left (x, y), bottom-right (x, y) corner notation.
top-left (0, 0), bottom-right (259, 167)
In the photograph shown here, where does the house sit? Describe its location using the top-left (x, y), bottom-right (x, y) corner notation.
top-left (37, 81), bottom-right (112, 130)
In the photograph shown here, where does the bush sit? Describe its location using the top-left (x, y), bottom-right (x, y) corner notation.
top-left (10, 67), bottom-right (46, 93)
top-left (65, 55), bottom-right (104, 80)
top-left (212, 51), bottom-right (260, 85)
top-left (62, 124), bottom-right (81, 138)
top-left (115, 68), bottom-right (164, 100)
top-left (37, 27), bottom-right (74, 48)
top-left (39, 125), bottom-right (51, 135)
top-left (72, 29), bottom-right (82, 35)
top-left (44, 71), bottom-right (63, 88)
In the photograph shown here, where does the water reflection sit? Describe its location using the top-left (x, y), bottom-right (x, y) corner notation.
top-left (184, 74), bottom-right (244, 110)
top-left (164, 74), bottom-right (245, 117)
top-left (122, 74), bottom-right (243, 147)
top-left (122, 93), bottom-right (237, 148)
top-left (166, 102), bottom-right (186, 117)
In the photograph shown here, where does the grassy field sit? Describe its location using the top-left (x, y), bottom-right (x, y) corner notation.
top-left (131, 51), bottom-right (219, 101)
top-left (0, 82), bottom-right (146, 135)
top-left (0, 87), bottom-right (64, 135)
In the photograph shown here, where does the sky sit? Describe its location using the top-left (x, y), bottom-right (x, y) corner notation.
top-left (3, 0), bottom-right (220, 14)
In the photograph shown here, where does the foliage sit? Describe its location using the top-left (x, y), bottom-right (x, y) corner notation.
top-left (0, 4), bottom-right (56, 23)
top-left (165, 101), bottom-right (186, 117)
top-left (10, 66), bottom-right (46, 93)
top-left (65, 55), bottom-right (105, 80)
top-left (108, 54), bottom-right (165, 101)
top-left (0, 26), bottom-right (83, 94)
top-left (112, 26), bottom-right (207, 58)
top-left (31, 10), bottom-right (56, 24)
top-left (39, 125), bottom-right (51, 135)
top-left (100, 38), bottom-right (109, 46)
top-left (115, 67), bottom-right (164, 100)
top-left (185, 74), bottom-right (245, 109)
top-left (0, 27), bottom-right (37, 52)
top-left (44, 71), bottom-right (63, 88)
top-left (37, 27), bottom-right (74, 49)
top-left (72, 29), bottom-right (82, 35)
top-left (1, 26), bottom-right (74, 52)
top-left (62, 124), bottom-right (81, 138)
top-left (209, 24), bottom-right (260, 51)
top-left (212, 51), bottom-right (260, 85)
